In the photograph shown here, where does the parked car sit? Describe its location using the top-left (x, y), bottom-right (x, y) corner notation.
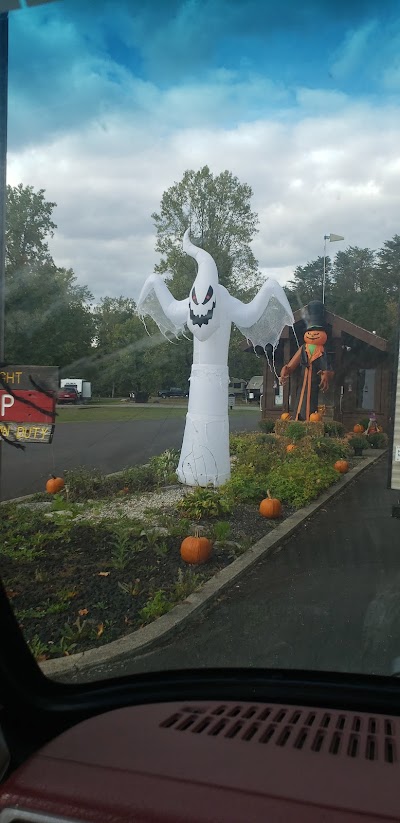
top-left (57, 386), bottom-right (79, 404)
top-left (157, 387), bottom-right (189, 398)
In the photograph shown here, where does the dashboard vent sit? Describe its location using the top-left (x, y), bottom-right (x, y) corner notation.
top-left (160, 703), bottom-right (398, 763)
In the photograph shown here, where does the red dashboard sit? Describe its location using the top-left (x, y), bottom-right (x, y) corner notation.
top-left (0, 700), bottom-right (398, 822)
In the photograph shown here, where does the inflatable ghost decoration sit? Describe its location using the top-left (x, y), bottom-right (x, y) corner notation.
top-left (137, 230), bottom-right (294, 487)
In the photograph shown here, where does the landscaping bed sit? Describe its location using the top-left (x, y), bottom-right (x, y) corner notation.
top-left (0, 424), bottom-right (386, 662)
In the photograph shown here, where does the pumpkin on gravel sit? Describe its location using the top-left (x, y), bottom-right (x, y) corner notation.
top-left (45, 475), bottom-right (65, 494)
top-left (334, 459), bottom-right (349, 474)
top-left (180, 530), bottom-right (212, 565)
top-left (259, 491), bottom-right (282, 519)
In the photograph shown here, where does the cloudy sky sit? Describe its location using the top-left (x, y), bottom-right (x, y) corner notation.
top-left (7, 0), bottom-right (400, 301)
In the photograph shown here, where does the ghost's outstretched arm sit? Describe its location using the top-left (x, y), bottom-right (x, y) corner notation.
top-left (137, 274), bottom-right (188, 338)
top-left (228, 279), bottom-right (294, 351)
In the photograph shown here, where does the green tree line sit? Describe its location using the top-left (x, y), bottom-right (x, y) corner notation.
top-left (4, 171), bottom-right (400, 397)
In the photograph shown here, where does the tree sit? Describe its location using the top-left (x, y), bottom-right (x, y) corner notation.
top-left (285, 256), bottom-right (331, 310)
top-left (91, 297), bottom-right (170, 397)
top-left (5, 184), bottom-right (95, 366)
top-left (152, 166), bottom-right (260, 298)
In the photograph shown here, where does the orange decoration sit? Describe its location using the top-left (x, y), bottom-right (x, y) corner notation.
top-left (280, 412), bottom-right (291, 421)
top-left (309, 412), bottom-right (322, 422)
top-left (259, 490), bottom-right (282, 519)
top-left (353, 424), bottom-right (364, 433)
top-left (45, 475), bottom-right (65, 494)
top-left (286, 444), bottom-right (297, 453)
top-left (180, 530), bottom-right (212, 565)
top-left (334, 460), bottom-right (349, 474)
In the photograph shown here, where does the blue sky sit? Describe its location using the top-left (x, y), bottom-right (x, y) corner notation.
top-left (7, 0), bottom-right (400, 297)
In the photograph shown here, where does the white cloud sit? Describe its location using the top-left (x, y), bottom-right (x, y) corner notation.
top-left (8, 92), bottom-right (400, 301)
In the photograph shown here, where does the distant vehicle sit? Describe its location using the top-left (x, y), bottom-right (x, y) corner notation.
top-left (228, 377), bottom-right (247, 398)
top-left (57, 386), bottom-right (79, 404)
top-left (60, 378), bottom-right (92, 403)
top-left (246, 375), bottom-right (263, 402)
top-left (158, 387), bottom-right (189, 399)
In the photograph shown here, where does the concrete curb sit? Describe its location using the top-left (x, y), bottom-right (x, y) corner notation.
top-left (40, 449), bottom-right (386, 679)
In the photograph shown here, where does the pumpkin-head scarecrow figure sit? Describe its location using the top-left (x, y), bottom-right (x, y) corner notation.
top-left (280, 300), bottom-right (334, 421)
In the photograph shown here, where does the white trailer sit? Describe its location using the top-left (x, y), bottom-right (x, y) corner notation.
top-left (60, 378), bottom-right (92, 403)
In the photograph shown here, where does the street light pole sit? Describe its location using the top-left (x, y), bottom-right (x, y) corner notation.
top-left (322, 232), bottom-right (344, 305)
top-left (322, 234), bottom-right (328, 305)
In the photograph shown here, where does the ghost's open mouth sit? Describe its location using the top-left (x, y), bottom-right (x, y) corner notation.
top-left (189, 300), bottom-right (216, 327)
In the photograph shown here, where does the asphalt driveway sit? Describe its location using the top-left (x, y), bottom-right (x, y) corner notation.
top-left (1, 409), bottom-right (260, 500)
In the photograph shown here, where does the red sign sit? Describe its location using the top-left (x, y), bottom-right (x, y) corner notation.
top-left (0, 390), bottom-right (54, 422)
top-left (0, 365), bottom-right (58, 444)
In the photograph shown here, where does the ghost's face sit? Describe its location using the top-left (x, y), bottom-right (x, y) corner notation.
top-left (187, 275), bottom-right (221, 341)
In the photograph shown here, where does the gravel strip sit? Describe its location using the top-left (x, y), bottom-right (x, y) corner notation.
top-left (74, 486), bottom-right (189, 523)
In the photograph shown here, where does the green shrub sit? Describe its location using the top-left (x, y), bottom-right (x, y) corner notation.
top-left (349, 435), bottom-right (367, 452)
top-left (149, 449), bottom-right (180, 484)
top-left (64, 466), bottom-right (106, 500)
top-left (235, 440), bottom-right (278, 475)
top-left (221, 465), bottom-right (267, 504)
top-left (313, 437), bottom-right (350, 461)
top-left (177, 487), bottom-right (231, 520)
top-left (267, 454), bottom-right (339, 509)
top-left (119, 464), bottom-right (156, 492)
top-left (286, 421), bottom-right (307, 442)
top-left (258, 418), bottom-right (275, 434)
top-left (324, 421), bottom-right (346, 437)
top-left (367, 432), bottom-right (388, 449)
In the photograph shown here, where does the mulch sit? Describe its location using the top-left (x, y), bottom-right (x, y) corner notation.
top-left (1, 503), bottom-right (287, 660)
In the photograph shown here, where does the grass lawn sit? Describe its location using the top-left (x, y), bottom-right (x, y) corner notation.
top-left (55, 405), bottom-right (257, 423)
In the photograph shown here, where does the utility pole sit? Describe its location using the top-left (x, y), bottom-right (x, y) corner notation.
top-left (0, 12), bottom-right (8, 501)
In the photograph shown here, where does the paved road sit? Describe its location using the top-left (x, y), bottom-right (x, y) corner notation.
top-left (1, 410), bottom-right (260, 500)
top-left (67, 456), bottom-right (400, 683)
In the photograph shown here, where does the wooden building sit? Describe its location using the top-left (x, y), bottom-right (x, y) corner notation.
top-left (259, 306), bottom-right (390, 430)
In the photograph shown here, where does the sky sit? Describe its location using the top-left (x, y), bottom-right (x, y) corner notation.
top-left (7, 0), bottom-right (400, 301)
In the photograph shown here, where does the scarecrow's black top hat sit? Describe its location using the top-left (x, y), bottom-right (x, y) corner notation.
top-left (304, 300), bottom-right (326, 331)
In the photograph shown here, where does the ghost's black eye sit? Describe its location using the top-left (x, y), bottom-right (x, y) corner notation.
top-left (202, 285), bottom-right (214, 305)
top-left (192, 288), bottom-right (198, 305)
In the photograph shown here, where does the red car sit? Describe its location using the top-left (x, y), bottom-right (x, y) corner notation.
top-left (57, 386), bottom-right (79, 404)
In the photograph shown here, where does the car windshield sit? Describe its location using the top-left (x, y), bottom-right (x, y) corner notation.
top-left (1, 0), bottom-right (399, 687)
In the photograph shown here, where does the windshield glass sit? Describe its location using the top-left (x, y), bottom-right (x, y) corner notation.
top-left (1, 0), bottom-right (399, 686)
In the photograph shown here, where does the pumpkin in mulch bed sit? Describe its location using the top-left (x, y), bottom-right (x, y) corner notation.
top-left (259, 491), bottom-right (282, 519)
top-left (309, 412), bottom-right (322, 423)
top-left (286, 444), bottom-right (297, 454)
top-left (334, 459), bottom-right (349, 474)
top-left (180, 530), bottom-right (212, 565)
top-left (45, 475), bottom-right (65, 494)
top-left (281, 412), bottom-right (291, 421)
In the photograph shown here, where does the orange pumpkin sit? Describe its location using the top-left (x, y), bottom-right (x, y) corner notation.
top-left (304, 329), bottom-right (327, 345)
top-left (353, 424), bottom-right (364, 433)
top-left (180, 530), bottom-right (212, 565)
top-left (281, 412), bottom-right (291, 421)
top-left (286, 444), bottom-right (297, 453)
top-left (309, 412), bottom-right (322, 422)
top-left (259, 490), bottom-right (282, 519)
top-left (334, 460), bottom-right (349, 474)
top-left (45, 475), bottom-right (65, 494)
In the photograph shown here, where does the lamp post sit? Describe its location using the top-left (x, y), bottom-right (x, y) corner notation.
top-left (322, 233), bottom-right (344, 304)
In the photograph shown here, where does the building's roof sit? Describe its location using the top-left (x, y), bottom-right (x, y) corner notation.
top-left (280, 305), bottom-right (388, 352)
